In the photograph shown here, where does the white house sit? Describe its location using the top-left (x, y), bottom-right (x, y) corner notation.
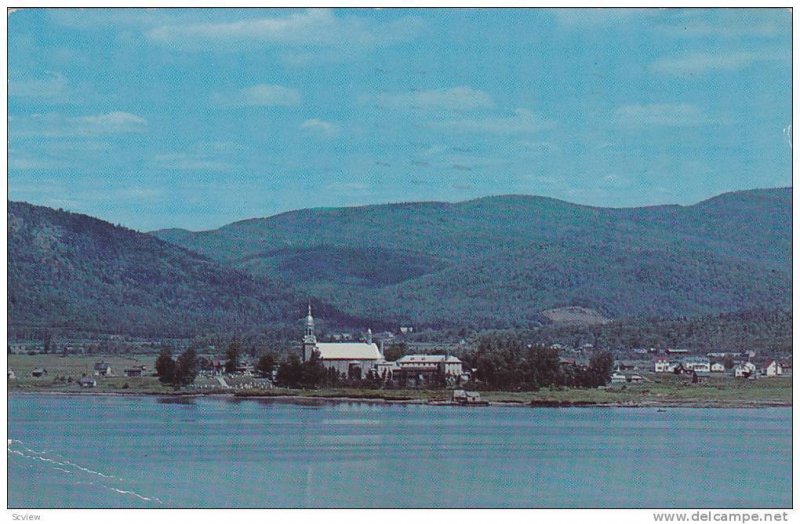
top-left (654, 356), bottom-right (671, 373)
top-left (610, 372), bottom-right (627, 384)
top-left (683, 359), bottom-right (711, 373)
top-left (78, 376), bottom-right (97, 388)
top-left (93, 362), bottom-right (112, 376)
top-left (735, 362), bottom-right (757, 378)
top-left (761, 360), bottom-right (783, 377)
top-left (710, 362), bottom-right (725, 373)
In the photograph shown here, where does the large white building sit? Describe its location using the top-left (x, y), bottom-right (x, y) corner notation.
top-left (302, 306), bottom-right (382, 379)
top-left (396, 354), bottom-right (463, 377)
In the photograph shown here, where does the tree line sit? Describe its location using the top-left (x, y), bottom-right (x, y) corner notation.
top-left (155, 348), bottom-right (199, 387)
top-left (462, 331), bottom-right (613, 390)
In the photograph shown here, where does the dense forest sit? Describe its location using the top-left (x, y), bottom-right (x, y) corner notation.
top-left (8, 189), bottom-right (793, 344)
top-left (400, 309), bottom-right (791, 353)
top-left (7, 201), bottom-right (361, 337)
top-left (528, 308), bottom-right (793, 354)
top-left (154, 188), bottom-right (791, 329)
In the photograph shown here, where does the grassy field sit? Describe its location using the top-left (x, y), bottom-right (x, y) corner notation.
top-left (7, 354), bottom-right (792, 406)
top-left (7, 354), bottom-right (171, 394)
top-left (479, 373), bottom-right (792, 406)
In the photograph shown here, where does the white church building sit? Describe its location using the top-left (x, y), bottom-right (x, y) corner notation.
top-left (302, 305), bottom-right (383, 379)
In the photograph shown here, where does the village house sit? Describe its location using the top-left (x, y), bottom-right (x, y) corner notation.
top-left (610, 372), bottom-right (627, 384)
top-left (210, 359), bottom-right (227, 374)
top-left (78, 375), bottom-right (97, 388)
top-left (653, 355), bottom-right (671, 373)
top-left (735, 361), bottom-right (757, 378)
top-left (93, 361), bottom-right (112, 376)
top-left (761, 360), bottom-right (783, 377)
top-left (615, 361), bottom-right (638, 371)
top-left (683, 358), bottom-right (711, 373)
top-left (452, 390), bottom-right (486, 405)
top-left (666, 348), bottom-right (690, 356)
top-left (31, 368), bottom-right (47, 378)
top-left (667, 362), bottom-right (684, 373)
top-left (235, 363), bottom-right (255, 376)
top-left (710, 362), bottom-right (726, 373)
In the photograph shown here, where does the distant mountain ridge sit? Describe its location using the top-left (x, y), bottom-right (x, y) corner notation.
top-left (7, 201), bottom-right (360, 337)
top-left (152, 187), bottom-right (792, 329)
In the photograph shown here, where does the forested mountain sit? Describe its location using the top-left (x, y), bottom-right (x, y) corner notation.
top-left (153, 188), bottom-right (792, 329)
top-left (7, 201), bottom-right (358, 337)
top-left (528, 309), bottom-right (793, 355)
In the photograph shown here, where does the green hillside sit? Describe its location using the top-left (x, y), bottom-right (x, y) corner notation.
top-left (7, 201), bottom-right (359, 337)
top-left (152, 188), bottom-right (792, 328)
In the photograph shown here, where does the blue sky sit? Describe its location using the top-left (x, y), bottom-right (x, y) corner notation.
top-left (8, 8), bottom-right (792, 231)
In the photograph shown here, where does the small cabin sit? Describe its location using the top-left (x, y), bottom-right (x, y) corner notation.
top-left (31, 368), bottom-right (47, 378)
top-left (453, 390), bottom-right (486, 405)
top-left (94, 362), bottom-right (112, 376)
top-left (78, 376), bottom-right (97, 388)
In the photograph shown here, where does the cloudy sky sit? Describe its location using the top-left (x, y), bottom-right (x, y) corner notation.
top-left (8, 8), bottom-right (792, 231)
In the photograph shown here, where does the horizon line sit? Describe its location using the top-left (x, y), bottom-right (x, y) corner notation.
top-left (8, 185), bottom-right (791, 234)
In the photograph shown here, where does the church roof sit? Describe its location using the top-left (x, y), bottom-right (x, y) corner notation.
top-left (315, 342), bottom-right (382, 361)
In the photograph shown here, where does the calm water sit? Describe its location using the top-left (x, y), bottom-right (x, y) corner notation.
top-left (7, 394), bottom-right (791, 508)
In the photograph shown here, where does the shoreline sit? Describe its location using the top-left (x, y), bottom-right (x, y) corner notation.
top-left (7, 389), bottom-right (792, 409)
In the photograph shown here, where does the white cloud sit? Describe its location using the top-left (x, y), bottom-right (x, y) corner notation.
top-left (9, 71), bottom-right (68, 100)
top-left (75, 111), bottom-right (147, 132)
top-left (366, 87), bottom-right (494, 112)
top-left (550, 8), bottom-right (660, 27)
top-left (48, 8), bottom-right (168, 30)
top-left (154, 153), bottom-right (232, 172)
top-left (8, 156), bottom-right (62, 170)
top-left (300, 119), bottom-right (340, 138)
top-left (650, 50), bottom-right (787, 75)
top-left (615, 103), bottom-right (711, 127)
top-left (10, 111), bottom-right (147, 137)
top-left (519, 140), bottom-right (560, 153)
top-left (655, 10), bottom-right (788, 38)
top-left (211, 84), bottom-right (300, 107)
top-left (146, 9), bottom-right (423, 50)
top-left (430, 109), bottom-right (553, 134)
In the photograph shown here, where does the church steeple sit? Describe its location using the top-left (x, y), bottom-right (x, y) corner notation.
top-left (303, 303), bottom-right (317, 362)
top-left (305, 304), bottom-right (315, 338)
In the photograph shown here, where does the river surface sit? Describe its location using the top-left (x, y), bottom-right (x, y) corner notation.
top-left (7, 394), bottom-right (791, 508)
